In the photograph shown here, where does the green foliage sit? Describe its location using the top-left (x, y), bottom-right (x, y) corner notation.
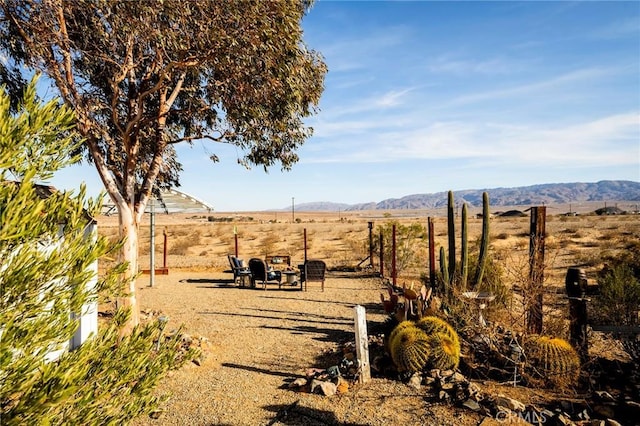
top-left (375, 221), bottom-right (426, 276)
top-left (0, 80), bottom-right (196, 425)
top-left (523, 335), bottom-right (580, 388)
top-left (4, 312), bottom-right (195, 425)
top-left (592, 263), bottom-right (640, 326)
top-left (1, 0), bottom-right (327, 193)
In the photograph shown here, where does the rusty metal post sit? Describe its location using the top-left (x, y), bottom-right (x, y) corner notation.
top-left (303, 228), bottom-right (307, 263)
top-left (163, 229), bottom-right (168, 269)
top-left (428, 217), bottom-right (436, 290)
top-left (368, 221), bottom-right (374, 268)
top-left (234, 226), bottom-right (238, 258)
top-left (392, 224), bottom-right (397, 286)
top-left (379, 231), bottom-right (384, 278)
top-left (527, 206), bottom-right (546, 334)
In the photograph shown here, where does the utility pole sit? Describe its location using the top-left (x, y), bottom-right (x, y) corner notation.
top-left (292, 197), bottom-right (295, 223)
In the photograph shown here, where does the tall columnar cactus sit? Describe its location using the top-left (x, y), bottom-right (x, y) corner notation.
top-left (426, 332), bottom-right (460, 370)
top-left (416, 316), bottom-right (460, 354)
top-left (439, 246), bottom-right (449, 290)
top-left (523, 335), bottom-right (581, 388)
top-left (461, 203), bottom-right (469, 290)
top-left (447, 190), bottom-right (456, 285)
top-left (389, 324), bottom-right (431, 373)
top-left (472, 191), bottom-right (490, 288)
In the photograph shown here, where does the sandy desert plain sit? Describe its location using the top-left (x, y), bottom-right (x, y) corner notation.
top-left (95, 202), bottom-right (640, 425)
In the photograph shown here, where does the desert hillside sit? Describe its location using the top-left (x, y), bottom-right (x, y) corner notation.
top-left (289, 180), bottom-right (640, 211)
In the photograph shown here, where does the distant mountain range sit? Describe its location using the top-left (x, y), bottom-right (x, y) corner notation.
top-left (290, 180), bottom-right (640, 211)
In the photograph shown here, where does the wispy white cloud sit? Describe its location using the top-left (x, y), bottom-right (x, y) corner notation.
top-left (589, 17), bottom-right (640, 40)
top-left (447, 66), bottom-right (618, 106)
top-left (316, 87), bottom-right (416, 119)
top-left (426, 55), bottom-right (525, 75)
top-left (309, 112), bottom-right (640, 169)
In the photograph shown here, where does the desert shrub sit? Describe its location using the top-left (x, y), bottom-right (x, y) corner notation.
top-left (260, 233), bottom-right (280, 257)
top-left (342, 234), bottom-right (368, 265)
top-left (374, 221), bottom-right (426, 276)
top-left (207, 216), bottom-right (233, 222)
top-left (169, 236), bottom-right (191, 255)
top-left (591, 264), bottom-right (640, 326)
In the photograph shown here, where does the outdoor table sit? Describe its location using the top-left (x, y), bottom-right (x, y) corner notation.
top-left (282, 270), bottom-right (298, 285)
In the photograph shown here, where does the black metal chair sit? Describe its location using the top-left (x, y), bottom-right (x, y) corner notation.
top-left (300, 259), bottom-right (326, 291)
top-left (227, 254), bottom-right (251, 287)
top-left (248, 258), bottom-right (282, 290)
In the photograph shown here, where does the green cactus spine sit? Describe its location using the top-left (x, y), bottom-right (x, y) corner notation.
top-left (447, 190), bottom-right (456, 285)
top-left (461, 203), bottom-right (469, 290)
top-left (415, 316), bottom-right (460, 354)
top-left (389, 325), bottom-right (431, 373)
top-left (426, 332), bottom-right (460, 370)
top-left (524, 335), bottom-right (580, 388)
top-left (472, 191), bottom-right (490, 288)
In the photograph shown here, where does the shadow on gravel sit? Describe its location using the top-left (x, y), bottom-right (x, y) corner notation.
top-left (260, 324), bottom-right (352, 344)
top-left (221, 362), bottom-right (303, 379)
top-left (252, 308), bottom-right (352, 323)
top-left (257, 296), bottom-right (385, 315)
top-left (179, 278), bottom-right (235, 287)
top-left (264, 401), bottom-right (368, 426)
top-left (197, 310), bottom-right (349, 326)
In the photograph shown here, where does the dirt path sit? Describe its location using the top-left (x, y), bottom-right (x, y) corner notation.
top-left (130, 271), bottom-right (486, 426)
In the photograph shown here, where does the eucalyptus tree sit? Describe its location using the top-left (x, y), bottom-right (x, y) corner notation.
top-left (0, 0), bottom-right (327, 328)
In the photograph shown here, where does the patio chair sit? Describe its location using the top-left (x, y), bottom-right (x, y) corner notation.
top-left (300, 259), bottom-right (326, 291)
top-left (227, 254), bottom-right (251, 287)
top-left (248, 258), bottom-right (282, 290)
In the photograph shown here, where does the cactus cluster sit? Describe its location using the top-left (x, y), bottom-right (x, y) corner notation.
top-left (388, 317), bottom-right (461, 373)
top-left (437, 191), bottom-right (490, 293)
top-left (523, 335), bottom-right (581, 388)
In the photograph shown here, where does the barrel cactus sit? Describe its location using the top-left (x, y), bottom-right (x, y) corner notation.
top-left (415, 316), bottom-right (460, 354)
top-left (523, 335), bottom-right (580, 388)
top-left (389, 324), bottom-right (431, 373)
top-left (386, 320), bottom-right (418, 352)
top-left (426, 332), bottom-right (460, 370)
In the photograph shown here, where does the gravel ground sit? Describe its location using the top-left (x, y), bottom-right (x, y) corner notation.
top-left (129, 270), bottom-right (488, 426)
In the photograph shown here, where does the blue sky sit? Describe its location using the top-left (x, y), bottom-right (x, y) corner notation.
top-left (51, 1), bottom-right (640, 211)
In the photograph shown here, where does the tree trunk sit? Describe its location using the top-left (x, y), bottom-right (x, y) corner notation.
top-left (115, 201), bottom-right (140, 331)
